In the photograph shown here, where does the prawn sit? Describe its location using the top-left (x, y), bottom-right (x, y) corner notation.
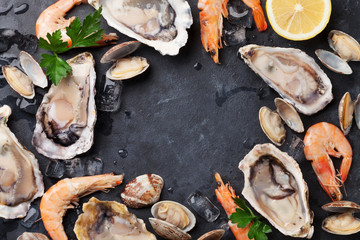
top-left (215, 173), bottom-right (251, 240)
top-left (40, 173), bottom-right (123, 240)
top-left (241, 0), bottom-right (267, 31)
top-left (304, 122), bottom-right (352, 201)
top-left (198, 0), bottom-right (228, 64)
top-left (36, 0), bottom-right (117, 47)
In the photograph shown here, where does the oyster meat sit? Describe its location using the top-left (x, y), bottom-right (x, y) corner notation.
top-left (239, 143), bottom-right (314, 238)
top-left (239, 44), bottom-right (333, 115)
top-left (74, 197), bottom-right (156, 240)
top-left (0, 105), bottom-right (44, 219)
top-left (88, 0), bottom-right (193, 55)
top-left (32, 52), bottom-right (96, 160)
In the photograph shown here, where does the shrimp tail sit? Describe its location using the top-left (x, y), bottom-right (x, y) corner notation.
top-left (252, 5), bottom-right (267, 31)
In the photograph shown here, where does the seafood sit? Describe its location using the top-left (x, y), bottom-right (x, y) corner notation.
top-left (2, 66), bottom-right (35, 99)
top-left (241, 0), bottom-right (267, 31)
top-left (17, 233), bottom-right (49, 240)
top-left (259, 106), bottom-right (286, 146)
top-left (339, 92), bottom-right (354, 135)
top-left (215, 173), bottom-right (251, 240)
top-left (239, 144), bottom-right (314, 238)
top-left (198, 229), bottom-right (225, 240)
top-left (198, 0), bottom-right (225, 64)
top-left (100, 41), bottom-right (141, 63)
top-left (322, 201), bottom-right (360, 235)
top-left (121, 174), bottom-right (164, 208)
top-left (355, 94), bottom-right (360, 129)
top-left (106, 57), bottom-right (149, 80)
top-left (0, 105), bottom-right (44, 219)
top-left (35, 0), bottom-right (117, 46)
top-left (19, 51), bottom-right (48, 88)
top-left (328, 30), bottom-right (360, 61)
top-left (88, 0), bottom-right (193, 56)
top-left (274, 98), bottom-right (304, 133)
top-left (32, 52), bottom-right (96, 160)
top-left (239, 44), bottom-right (333, 115)
top-left (40, 173), bottom-right (123, 240)
top-left (315, 49), bottom-right (352, 75)
top-left (149, 200), bottom-right (195, 240)
top-left (74, 197), bottom-right (156, 240)
top-left (303, 122), bottom-right (352, 201)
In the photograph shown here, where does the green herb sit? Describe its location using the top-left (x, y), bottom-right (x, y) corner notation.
top-left (229, 198), bottom-right (272, 240)
top-left (39, 6), bottom-right (104, 85)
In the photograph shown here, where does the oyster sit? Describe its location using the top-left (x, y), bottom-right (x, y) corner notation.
top-left (121, 174), bottom-right (164, 208)
top-left (17, 233), bottom-right (49, 240)
top-left (74, 197), bottom-right (156, 240)
top-left (328, 30), bottom-right (360, 61)
top-left (315, 49), bottom-right (352, 75)
top-left (239, 143), bottom-right (314, 238)
top-left (88, 0), bottom-right (193, 55)
top-left (239, 44), bottom-right (333, 115)
top-left (0, 105), bottom-right (44, 219)
top-left (32, 52), bottom-right (96, 160)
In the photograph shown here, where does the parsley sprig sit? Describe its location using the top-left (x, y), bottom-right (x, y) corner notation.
top-left (229, 198), bottom-right (272, 240)
top-left (38, 6), bottom-right (104, 85)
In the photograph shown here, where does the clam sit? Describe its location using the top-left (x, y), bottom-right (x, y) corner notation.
top-left (322, 201), bottom-right (360, 235)
top-left (2, 66), bottom-right (35, 99)
top-left (100, 41), bottom-right (141, 63)
top-left (121, 174), bottom-right (164, 208)
top-left (259, 106), bottom-right (286, 146)
top-left (315, 49), bottom-right (352, 75)
top-left (198, 229), bottom-right (225, 240)
top-left (106, 57), bottom-right (149, 80)
top-left (239, 44), bottom-right (333, 115)
top-left (354, 94), bottom-right (360, 129)
top-left (274, 98), bottom-right (304, 133)
top-left (74, 197), bottom-right (156, 240)
top-left (339, 92), bottom-right (354, 135)
top-left (19, 51), bottom-right (48, 88)
top-left (17, 233), bottom-right (49, 240)
top-left (149, 200), bottom-right (196, 240)
top-left (328, 30), bottom-right (360, 61)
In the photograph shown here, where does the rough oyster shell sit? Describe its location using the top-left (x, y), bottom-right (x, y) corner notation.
top-left (121, 174), bottom-right (164, 208)
top-left (17, 233), bottom-right (49, 240)
top-left (239, 44), bottom-right (333, 115)
top-left (0, 105), bottom-right (44, 219)
top-left (74, 197), bottom-right (156, 240)
top-left (32, 52), bottom-right (96, 160)
top-left (239, 143), bottom-right (314, 238)
top-left (88, 0), bottom-right (193, 55)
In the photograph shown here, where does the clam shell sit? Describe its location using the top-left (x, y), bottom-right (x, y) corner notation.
top-left (315, 49), bottom-right (352, 75)
top-left (259, 106), bottom-right (286, 146)
top-left (338, 92), bottom-right (354, 135)
top-left (17, 233), bottom-right (49, 240)
top-left (274, 98), bottom-right (304, 133)
top-left (106, 56), bottom-right (149, 80)
top-left (149, 218), bottom-right (192, 240)
top-left (354, 94), bottom-right (360, 129)
top-left (2, 65), bottom-right (34, 99)
top-left (322, 212), bottom-right (360, 235)
top-left (100, 41), bottom-right (141, 63)
top-left (328, 30), bottom-right (360, 61)
top-left (121, 174), bottom-right (164, 208)
top-left (322, 201), bottom-right (360, 213)
top-left (198, 229), bottom-right (225, 240)
top-left (19, 51), bottom-right (48, 88)
top-left (151, 200), bottom-right (196, 232)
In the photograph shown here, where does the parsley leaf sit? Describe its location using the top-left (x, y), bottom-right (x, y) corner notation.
top-left (229, 198), bottom-right (272, 240)
top-left (38, 7), bottom-right (105, 85)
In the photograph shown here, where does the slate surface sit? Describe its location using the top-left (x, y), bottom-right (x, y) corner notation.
top-left (1, 0), bottom-right (360, 239)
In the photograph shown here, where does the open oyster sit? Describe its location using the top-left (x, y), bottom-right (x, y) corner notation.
top-left (32, 52), bottom-right (96, 160)
top-left (88, 0), bottom-right (193, 55)
top-left (239, 44), bottom-right (333, 115)
top-left (74, 197), bottom-right (156, 240)
top-left (0, 105), bottom-right (44, 219)
top-left (239, 143), bottom-right (314, 238)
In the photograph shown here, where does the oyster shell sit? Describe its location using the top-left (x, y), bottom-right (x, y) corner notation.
top-left (259, 106), bottom-right (286, 146)
top-left (17, 233), bottom-right (49, 240)
top-left (32, 52), bottom-right (96, 160)
top-left (315, 49), bottom-right (352, 75)
top-left (239, 44), bottom-right (333, 115)
top-left (74, 197), bottom-right (156, 240)
top-left (328, 30), bottom-right (360, 61)
top-left (0, 105), bottom-right (44, 219)
top-left (2, 66), bottom-right (35, 99)
top-left (121, 174), bottom-right (164, 208)
top-left (239, 143), bottom-right (314, 238)
top-left (106, 57), bottom-right (149, 80)
top-left (88, 0), bottom-right (193, 55)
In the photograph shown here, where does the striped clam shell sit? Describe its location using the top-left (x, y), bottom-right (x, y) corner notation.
top-left (121, 174), bottom-right (164, 208)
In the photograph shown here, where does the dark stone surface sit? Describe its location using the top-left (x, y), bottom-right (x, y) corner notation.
top-left (1, 0), bottom-right (360, 239)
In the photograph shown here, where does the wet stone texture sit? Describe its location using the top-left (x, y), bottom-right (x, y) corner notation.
top-left (1, 0), bottom-right (360, 240)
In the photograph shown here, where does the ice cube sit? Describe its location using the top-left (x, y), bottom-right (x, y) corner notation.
top-left (187, 191), bottom-right (220, 222)
top-left (20, 207), bottom-right (39, 228)
top-left (224, 26), bottom-right (246, 47)
top-left (45, 160), bottom-right (65, 179)
top-left (16, 95), bottom-right (41, 115)
top-left (96, 75), bottom-right (123, 112)
top-left (85, 157), bottom-right (103, 176)
top-left (64, 158), bottom-right (85, 178)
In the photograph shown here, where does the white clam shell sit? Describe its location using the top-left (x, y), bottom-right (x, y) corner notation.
top-left (121, 174), bottom-right (164, 208)
top-left (19, 51), bottom-right (48, 88)
top-left (274, 98), bottom-right (304, 133)
top-left (149, 218), bottom-right (191, 240)
top-left (328, 30), bottom-right (360, 62)
top-left (315, 49), bottom-right (352, 75)
top-left (100, 41), bottom-right (141, 63)
top-left (106, 57), bottom-right (149, 80)
top-left (259, 106), bottom-right (286, 146)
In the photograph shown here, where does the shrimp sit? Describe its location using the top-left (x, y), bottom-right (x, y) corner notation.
top-left (40, 173), bottom-right (123, 240)
top-left (36, 0), bottom-right (117, 47)
top-left (215, 173), bottom-right (251, 240)
top-left (241, 0), bottom-right (267, 31)
top-left (198, 0), bottom-right (228, 64)
top-left (304, 122), bottom-right (352, 201)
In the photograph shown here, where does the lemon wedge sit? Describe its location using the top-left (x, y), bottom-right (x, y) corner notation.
top-left (266, 0), bottom-right (331, 40)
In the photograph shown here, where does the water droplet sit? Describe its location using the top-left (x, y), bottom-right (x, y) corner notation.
top-left (0, 4), bottom-right (13, 16)
top-left (167, 187), bottom-right (174, 194)
top-left (118, 149), bottom-right (128, 158)
top-left (75, 205), bottom-right (82, 215)
top-left (257, 87), bottom-right (270, 99)
top-left (14, 3), bottom-right (29, 14)
top-left (113, 160), bottom-right (118, 165)
top-left (194, 62), bottom-right (202, 71)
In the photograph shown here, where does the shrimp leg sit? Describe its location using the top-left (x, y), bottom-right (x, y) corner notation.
top-left (241, 0), bottom-right (267, 31)
top-left (215, 173), bottom-right (251, 240)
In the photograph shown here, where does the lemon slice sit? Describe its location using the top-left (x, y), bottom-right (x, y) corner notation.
top-left (266, 0), bottom-right (331, 40)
